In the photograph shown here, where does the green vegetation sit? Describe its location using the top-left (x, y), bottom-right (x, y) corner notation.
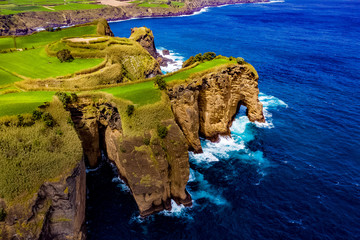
top-left (157, 124), bottom-right (168, 138)
top-left (102, 58), bottom-right (234, 106)
top-left (236, 57), bottom-right (245, 64)
top-left (0, 91), bottom-right (55, 117)
top-left (154, 75), bottom-right (167, 90)
top-left (0, 25), bottom-right (97, 50)
top-left (0, 0), bottom-right (105, 15)
top-left (134, 0), bottom-right (184, 8)
top-left (0, 68), bottom-right (22, 86)
top-left (0, 99), bottom-right (82, 202)
top-left (126, 105), bottom-right (135, 116)
top-left (0, 48), bottom-right (103, 79)
top-left (57, 49), bottom-right (74, 62)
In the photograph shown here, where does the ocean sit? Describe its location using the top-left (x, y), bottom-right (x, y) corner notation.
top-left (86, 0), bottom-right (360, 239)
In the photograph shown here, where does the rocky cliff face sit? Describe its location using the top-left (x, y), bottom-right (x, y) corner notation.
top-left (69, 99), bottom-right (191, 217)
top-left (129, 27), bottom-right (158, 59)
top-left (168, 64), bottom-right (265, 153)
top-left (0, 161), bottom-right (86, 240)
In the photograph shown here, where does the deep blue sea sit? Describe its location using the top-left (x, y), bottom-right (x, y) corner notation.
top-left (86, 0), bottom-right (360, 239)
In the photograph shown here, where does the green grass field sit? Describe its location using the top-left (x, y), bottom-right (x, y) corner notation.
top-left (0, 48), bottom-right (103, 79)
top-left (0, 91), bottom-right (55, 116)
top-left (0, 68), bottom-right (22, 86)
top-left (0, 25), bottom-right (97, 50)
top-left (138, 2), bottom-right (169, 8)
top-left (0, 0), bottom-right (104, 15)
top-left (101, 59), bottom-right (234, 106)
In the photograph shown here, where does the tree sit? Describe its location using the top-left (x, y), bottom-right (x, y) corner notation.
top-left (154, 76), bottom-right (167, 90)
top-left (203, 52), bottom-right (216, 61)
top-left (57, 49), bottom-right (74, 63)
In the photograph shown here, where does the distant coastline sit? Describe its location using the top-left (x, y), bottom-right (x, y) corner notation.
top-left (0, 0), bottom-right (269, 36)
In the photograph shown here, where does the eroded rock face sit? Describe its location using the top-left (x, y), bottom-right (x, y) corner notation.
top-left (129, 27), bottom-right (158, 59)
top-left (0, 161), bottom-right (86, 240)
top-left (168, 64), bottom-right (265, 152)
top-left (69, 100), bottom-right (191, 216)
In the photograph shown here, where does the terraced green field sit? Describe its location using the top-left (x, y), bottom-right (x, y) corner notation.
top-left (0, 69), bottom-right (22, 86)
top-left (0, 25), bottom-right (97, 50)
top-left (0, 48), bottom-right (103, 79)
top-left (0, 91), bottom-right (55, 116)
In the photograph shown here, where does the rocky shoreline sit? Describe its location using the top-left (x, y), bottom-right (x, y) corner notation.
top-left (0, 0), bottom-right (268, 36)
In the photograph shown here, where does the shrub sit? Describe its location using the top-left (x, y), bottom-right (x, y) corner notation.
top-left (17, 114), bottom-right (24, 127)
top-left (203, 52), bottom-right (216, 61)
top-left (157, 125), bottom-right (168, 139)
top-left (154, 76), bottom-right (167, 90)
top-left (229, 56), bottom-right (235, 61)
top-left (56, 49), bottom-right (74, 63)
top-left (194, 53), bottom-right (203, 62)
top-left (0, 208), bottom-right (6, 222)
top-left (182, 56), bottom-right (195, 68)
top-left (42, 112), bottom-right (55, 127)
top-left (67, 117), bottom-right (74, 126)
top-left (126, 105), bottom-right (135, 117)
top-left (236, 57), bottom-right (245, 65)
top-left (32, 110), bottom-right (43, 121)
top-left (55, 92), bottom-right (71, 107)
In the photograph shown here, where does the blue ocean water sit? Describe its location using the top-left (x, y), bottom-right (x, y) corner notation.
top-left (86, 0), bottom-right (360, 239)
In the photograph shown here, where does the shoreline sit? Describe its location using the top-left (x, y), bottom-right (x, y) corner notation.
top-left (0, 0), bottom-right (269, 36)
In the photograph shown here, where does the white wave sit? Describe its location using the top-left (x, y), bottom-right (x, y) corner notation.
top-left (112, 176), bottom-right (131, 192)
top-left (190, 136), bottom-right (245, 166)
top-left (188, 169), bottom-right (229, 206)
top-left (157, 47), bottom-right (185, 73)
top-left (159, 200), bottom-right (193, 220)
top-left (259, 92), bottom-right (288, 108)
top-left (255, 0), bottom-right (285, 4)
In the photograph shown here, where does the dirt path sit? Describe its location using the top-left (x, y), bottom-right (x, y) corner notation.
top-left (67, 37), bottom-right (103, 44)
top-left (96, 0), bottom-right (133, 7)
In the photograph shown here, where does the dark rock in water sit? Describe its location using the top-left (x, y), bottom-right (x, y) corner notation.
top-left (158, 56), bottom-right (175, 67)
top-left (162, 49), bottom-right (170, 55)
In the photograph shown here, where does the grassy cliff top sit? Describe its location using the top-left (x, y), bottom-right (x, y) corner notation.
top-left (0, 97), bottom-right (82, 204)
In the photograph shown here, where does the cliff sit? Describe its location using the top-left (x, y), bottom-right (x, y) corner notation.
top-left (69, 96), bottom-right (192, 217)
top-left (0, 0), bottom-right (268, 36)
top-left (168, 63), bottom-right (265, 152)
top-left (0, 99), bottom-right (86, 240)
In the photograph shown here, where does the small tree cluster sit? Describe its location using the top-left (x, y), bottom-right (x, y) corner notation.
top-left (182, 52), bottom-right (217, 68)
top-left (32, 110), bottom-right (43, 121)
top-left (126, 105), bottom-right (135, 117)
top-left (157, 125), bottom-right (168, 139)
top-left (57, 49), bottom-right (74, 63)
top-left (154, 76), bottom-right (167, 90)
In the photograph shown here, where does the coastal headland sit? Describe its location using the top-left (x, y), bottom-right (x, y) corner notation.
top-left (0, 17), bottom-right (264, 239)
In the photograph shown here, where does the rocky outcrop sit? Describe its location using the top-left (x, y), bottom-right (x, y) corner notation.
top-left (69, 99), bottom-right (191, 217)
top-left (130, 27), bottom-right (158, 59)
top-left (168, 63), bottom-right (265, 153)
top-left (129, 27), bottom-right (174, 68)
top-left (105, 119), bottom-right (191, 216)
top-left (96, 18), bottom-right (114, 36)
top-left (0, 161), bottom-right (86, 240)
